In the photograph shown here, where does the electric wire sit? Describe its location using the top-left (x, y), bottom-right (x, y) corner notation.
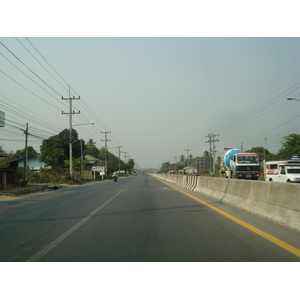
top-left (0, 41), bottom-right (62, 98)
top-left (16, 37), bottom-right (70, 94)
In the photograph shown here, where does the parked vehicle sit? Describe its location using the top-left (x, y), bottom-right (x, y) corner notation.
top-left (192, 172), bottom-right (201, 176)
top-left (265, 160), bottom-right (300, 183)
top-left (220, 148), bottom-right (260, 179)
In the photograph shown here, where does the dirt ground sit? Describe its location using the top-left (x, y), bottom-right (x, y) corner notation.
top-left (0, 180), bottom-right (101, 201)
top-left (0, 183), bottom-right (71, 201)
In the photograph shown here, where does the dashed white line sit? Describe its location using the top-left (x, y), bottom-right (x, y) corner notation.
top-left (26, 192), bottom-right (121, 262)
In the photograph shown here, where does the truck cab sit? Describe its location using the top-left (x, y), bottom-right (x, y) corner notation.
top-left (230, 153), bottom-right (260, 179)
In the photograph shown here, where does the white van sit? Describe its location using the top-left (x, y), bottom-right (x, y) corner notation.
top-left (265, 160), bottom-right (300, 183)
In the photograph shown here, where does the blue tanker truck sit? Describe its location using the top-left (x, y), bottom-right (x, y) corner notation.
top-left (220, 148), bottom-right (260, 179)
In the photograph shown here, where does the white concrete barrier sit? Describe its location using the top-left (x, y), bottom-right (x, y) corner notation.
top-left (151, 174), bottom-right (300, 232)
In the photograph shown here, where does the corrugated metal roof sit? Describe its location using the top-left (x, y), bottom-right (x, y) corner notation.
top-left (7, 154), bottom-right (41, 163)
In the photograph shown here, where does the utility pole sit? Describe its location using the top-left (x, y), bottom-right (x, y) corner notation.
top-left (116, 145), bottom-right (123, 173)
top-left (80, 139), bottom-right (84, 179)
top-left (264, 137), bottom-right (267, 174)
top-left (21, 123), bottom-right (28, 186)
top-left (205, 132), bottom-right (219, 173)
top-left (173, 156), bottom-right (178, 173)
top-left (62, 86), bottom-right (80, 182)
top-left (101, 129), bottom-right (111, 176)
top-left (127, 155), bottom-right (131, 172)
top-left (124, 151), bottom-right (128, 164)
top-left (184, 146), bottom-right (191, 166)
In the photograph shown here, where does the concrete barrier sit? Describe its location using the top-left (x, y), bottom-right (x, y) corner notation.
top-left (152, 174), bottom-right (300, 233)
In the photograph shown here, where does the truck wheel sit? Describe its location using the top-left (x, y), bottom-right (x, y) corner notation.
top-left (269, 178), bottom-right (273, 182)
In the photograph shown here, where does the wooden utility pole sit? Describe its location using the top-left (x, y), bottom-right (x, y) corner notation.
top-left (21, 123), bottom-right (28, 186)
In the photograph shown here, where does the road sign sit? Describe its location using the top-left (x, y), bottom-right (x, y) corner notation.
top-left (92, 166), bottom-right (105, 172)
top-left (290, 155), bottom-right (300, 160)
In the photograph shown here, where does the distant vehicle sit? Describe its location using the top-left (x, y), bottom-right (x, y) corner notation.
top-left (112, 172), bottom-right (118, 182)
top-left (132, 171), bottom-right (137, 176)
top-left (192, 172), bottom-right (201, 176)
top-left (220, 148), bottom-right (260, 179)
top-left (265, 160), bottom-right (300, 183)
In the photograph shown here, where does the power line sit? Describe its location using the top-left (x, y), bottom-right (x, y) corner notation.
top-left (25, 37), bottom-right (70, 87)
top-left (0, 41), bottom-right (62, 98)
top-left (16, 37), bottom-right (70, 94)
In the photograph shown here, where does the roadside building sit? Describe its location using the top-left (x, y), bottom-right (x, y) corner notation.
top-left (7, 154), bottom-right (47, 170)
top-left (183, 166), bottom-right (198, 174)
top-left (85, 154), bottom-right (103, 170)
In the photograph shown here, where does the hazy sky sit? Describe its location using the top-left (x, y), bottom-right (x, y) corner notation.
top-left (1, 37), bottom-right (300, 169)
top-left (1, 1), bottom-right (300, 169)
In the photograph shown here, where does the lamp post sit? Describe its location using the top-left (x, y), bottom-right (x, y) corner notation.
top-left (73, 122), bottom-right (95, 126)
top-left (287, 97), bottom-right (300, 102)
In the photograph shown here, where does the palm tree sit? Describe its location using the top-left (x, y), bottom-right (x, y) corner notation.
top-left (86, 139), bottom-right (96, 146)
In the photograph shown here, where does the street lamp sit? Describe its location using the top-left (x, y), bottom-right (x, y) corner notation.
top-left (73, 122), bottom-right (95, 126)
top-left (287, 97), bottom-right (300, 102)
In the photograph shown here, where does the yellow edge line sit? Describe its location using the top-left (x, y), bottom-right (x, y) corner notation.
top-left (153, 176), bottom-right (300, 258)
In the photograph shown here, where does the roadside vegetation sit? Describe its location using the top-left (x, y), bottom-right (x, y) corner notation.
top-left (159, 133), bottom-right (300, 176)
top-left (0, 128), bottom-right (135, 187)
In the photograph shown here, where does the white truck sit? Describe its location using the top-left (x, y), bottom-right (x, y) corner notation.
top-left (220, 148), bottom-right (260, 179)
top-left (265, 160), bottom-right (300, 183)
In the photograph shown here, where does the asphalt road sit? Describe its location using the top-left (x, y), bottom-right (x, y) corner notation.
top-left (0, 175), bottom-right (299, 262)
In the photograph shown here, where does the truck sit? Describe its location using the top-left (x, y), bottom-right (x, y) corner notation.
top-left (265, 160), bottom-right (300, 183)
top-left (220, 148), bottom-right (260, 179)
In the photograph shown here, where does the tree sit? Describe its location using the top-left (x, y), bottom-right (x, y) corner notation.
top-left (126, 158), bottom-right (135, 173)
top-left (85, 138), bottom-right (99, 157)
top-left (245, 146), bottom-right (273, 162)
top-left (277, 133), bottom-right (300, 159)
top-left (11, 146), bottom-right (38, 160)
top-left (203, 151), bottom-right (210, 158)
top-left (0, 146), bottom-right (10, 168)
top-left (85, 140), bottom-right (100, 157)
top-left (40, 129), bottom-right (81, 170)
top-left (160, 162), bottom-right (171, 173)
top-left (86, 138), bottom-right (96, 146)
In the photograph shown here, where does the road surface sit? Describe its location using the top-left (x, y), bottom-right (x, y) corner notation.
top-left (0, 175), bottom-right (299, 261)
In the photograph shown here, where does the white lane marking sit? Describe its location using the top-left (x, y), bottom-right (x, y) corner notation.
top-left (26, 192), bottom-right (121, 262)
